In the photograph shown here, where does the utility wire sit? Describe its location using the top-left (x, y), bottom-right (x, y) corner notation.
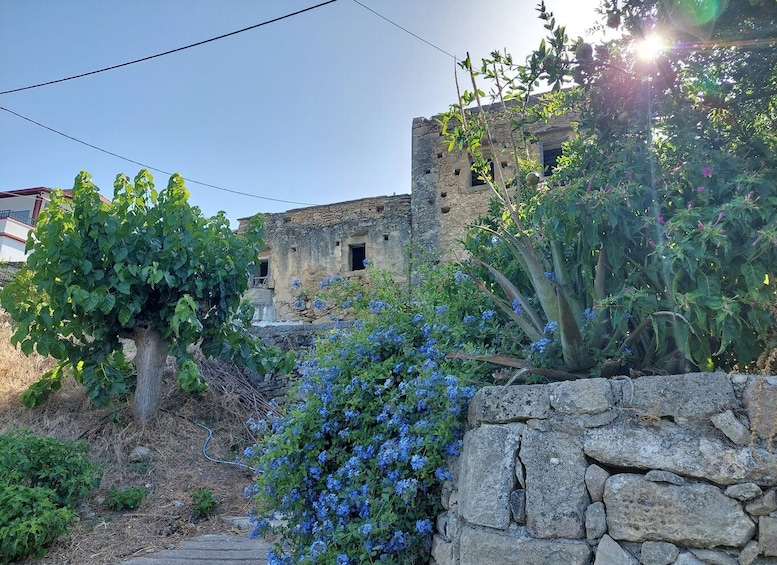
top-left (350, 0), bottom-right (456, 60)
top-left (0, 105), bottom-right (318, 206)
top-left (0, 0), bottom-right (339, 96)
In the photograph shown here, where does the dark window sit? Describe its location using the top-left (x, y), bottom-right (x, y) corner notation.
top-left (250, 259), bottom-right (269, 288)
top-left (350, 244), bottom-right (366, 271)
top-left (471, 159), bottom-right (494, 187)
top-left (543, 146), bottom-right (563, 176)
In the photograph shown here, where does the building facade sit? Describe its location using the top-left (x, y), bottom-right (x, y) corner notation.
top-left (239, 102), bottom-right (574, 323)
top-left (0, 188), bottom-right (70, 262)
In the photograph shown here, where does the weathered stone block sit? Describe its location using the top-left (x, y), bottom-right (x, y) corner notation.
top-left (743, 377), bottom-right (777, 442)
top-left (624, 373), bottom-right (736, 420)
top-left (689, 549), bottom-right (738, 565)
top-left (761, 516), bottom-right (777, 557)
top-left (431, 535), bottom-right (453, 565)
top-left (739, 541), bottom-right (760, 565)
top-left (521, 429), bottom-right (589, 539)
top-left (586, 501), bottom-right (607, 541)
top-left (725, 482), bottom-right (763, 501)
top-left (712, 409), bottom-right (751, 446)
top-left (468, 385), bottom-right (550, 424)
top-left (674, 552), bottom-right (706, 565)
top-left (640, 541), bottom-right (679, 565)
top-left (459, 524), bottom-right (591, 565)
top-left (585, 422), bottom-right (777, 485)
top-left (550, 378), bottom-right (613, 415)
top-left (458, 423), bottom-right (523, 529)
top-left (645, 469), bottom-right (685, 485)
top-left (594, 534), bottom-right (638, 565)
top-left (509, 489), bottom-right (526, 524)
top-left (585, 464), bottom-right (610, 502)
top-left (746, 489), bottom-right (777, 516)
top-left (604, 474), bottom-right (755, 547)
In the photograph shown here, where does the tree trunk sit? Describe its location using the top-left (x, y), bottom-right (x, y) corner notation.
top-left (132, 322), bottom-right (169, 424)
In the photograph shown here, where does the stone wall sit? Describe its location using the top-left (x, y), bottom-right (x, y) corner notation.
top-left (410, 101), bottom-right (574, 262)
top-left (238, 195), bottom-right (412, 322)
top-left (433, 373), bottom-right (777, 565)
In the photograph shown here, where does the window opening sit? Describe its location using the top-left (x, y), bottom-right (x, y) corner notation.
top-left (470, 159), bottom-right (494, 187)
top-left (250, 259), bottom-right (270, 288)
top-left (543, 146), bottom-right (563, 176)
top-left (350, 244), bottom-right (366, 271)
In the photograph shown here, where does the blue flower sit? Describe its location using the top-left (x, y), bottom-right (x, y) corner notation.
top-left (362, 258), bottom-right (372, 267)
top-left (624, 346), bottom-right (632, 355)
top-left (544, 320), bottom-right (558, 334)
top-left (463, 314), bottom-right (476, 324)
top-left (454, 270), bottom-right (470, 283)
top-left (434, 467), bottom-right (453, 481)
top-left (415, 519), bottom-right (433, 535)
top-left (294, 298), bottom-right (305, 310)
top-left (313, 298), bottom-right (326, 310)
top-left (369, 300), bottom-right (389, 313)
top-left (360, 523), bottom-right (373, 536)
top-left (583, 308), bottom-right (596, 320)
top-left (544, 271), bottom-right (556, 282)
top-left (482, 309), bottom-right (496, 321)
top-left (511, 298), bottom-right (522, 314)
top-left (291, 278), bottom-right (301, 289)
top-left (410, 455), bottom-right (428, 471)
top-left (531, 338), bottom-right (552, 354)
top-left (336, 555), bottom-right (350, 565)
top-left (436, 305), bottom-right (449, 316)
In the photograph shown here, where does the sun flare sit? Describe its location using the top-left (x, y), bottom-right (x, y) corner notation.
top-left (636, 35), bottom-right (665, 60)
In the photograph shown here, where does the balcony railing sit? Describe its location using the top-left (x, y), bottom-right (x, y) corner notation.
top-left (0, 210), bottom-right (33, 225)
top-left (250, 275), bottom-right (269, 289)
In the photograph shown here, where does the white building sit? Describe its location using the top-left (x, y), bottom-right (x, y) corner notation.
top-left (0, 187), bottom-right (70, 262)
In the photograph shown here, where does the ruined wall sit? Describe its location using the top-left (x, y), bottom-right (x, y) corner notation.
top-left (410, 102), bottom-right (574, 262)
top-left (239, 195), bottom-right (411, 322)
top-left (433, 373), bottom-right (777, 565)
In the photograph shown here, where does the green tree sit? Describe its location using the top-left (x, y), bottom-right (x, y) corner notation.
top-left (1, 170), bottom-right (292, 422)
top-left (445, 0), bottom-right (776, 376)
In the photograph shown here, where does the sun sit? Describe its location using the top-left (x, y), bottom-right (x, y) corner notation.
top-left (635, 35), bottom-right (665, 60)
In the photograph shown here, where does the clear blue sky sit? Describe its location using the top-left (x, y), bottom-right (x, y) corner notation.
top-left (1, 0), bottom-right (601, 226)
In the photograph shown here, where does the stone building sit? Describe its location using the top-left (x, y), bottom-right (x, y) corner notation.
top-left (238, 101), bottom-right (574, 323)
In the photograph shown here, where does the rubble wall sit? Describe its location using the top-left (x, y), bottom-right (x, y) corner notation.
top-left (433, 373), bottom-right (777, 565)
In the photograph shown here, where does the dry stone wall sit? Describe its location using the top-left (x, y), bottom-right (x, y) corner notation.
top-left (433, 373), bottom-right (777, 565)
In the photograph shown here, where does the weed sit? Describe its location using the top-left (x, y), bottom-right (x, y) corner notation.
top-left (192, 488), bottom-right (218, 519)
top-left (106, 486), bottom-right (148, 511)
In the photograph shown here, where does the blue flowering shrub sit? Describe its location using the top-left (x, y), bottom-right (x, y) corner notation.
top-left (245, 261), bottom-right (515, 564)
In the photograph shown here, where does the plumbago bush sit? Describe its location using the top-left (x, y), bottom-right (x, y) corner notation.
top-left (245, 261), bottom-right (517, 564)
top-left (446, 0), bottom-right (777, 377)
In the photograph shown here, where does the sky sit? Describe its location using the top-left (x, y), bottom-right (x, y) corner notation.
top-left (1, 0), bottom-right (602, 227)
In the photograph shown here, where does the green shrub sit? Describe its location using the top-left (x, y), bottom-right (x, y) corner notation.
top-left (106, 485), bottom-right (148, 511)
top-left (0, 430), bottom-right (100, 562)
top-left (192, 488), bottom-right (217, 519)
top-left (0, 429), bottom-right (102, 508)
top-left (0, 482), bottom-right (74, 564)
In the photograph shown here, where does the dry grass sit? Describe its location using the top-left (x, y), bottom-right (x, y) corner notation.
top-left (0, 312), bottom-right (270, 565)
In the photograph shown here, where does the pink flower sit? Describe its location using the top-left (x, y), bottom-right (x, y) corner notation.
top-left (657, 216), bottom-right (664, 224)
top-left (697, 186), bottom-right (705, 193)
top-left (649, 239), bottom-right (656, 247)
top-left (698, 222), bottom-right (705, 230)
top-left (702, 167), bottom-right (712, 177)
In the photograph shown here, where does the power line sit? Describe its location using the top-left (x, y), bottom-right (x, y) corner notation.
top-left (0, 106), bottom-right (318, 207)
top-left (350, 0), bottom-right (456, 60)
top-left (0, 0), bottom-right (339, 96)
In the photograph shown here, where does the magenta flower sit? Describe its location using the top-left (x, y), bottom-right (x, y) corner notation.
top-left (657, 215), bottom-right (664, 224)
top-left (702, 167), bottom-right (712, 177)
top-left (697, 186), bottom-right (705, 193)
top-left (698, 222), bottom-right (705, 230)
